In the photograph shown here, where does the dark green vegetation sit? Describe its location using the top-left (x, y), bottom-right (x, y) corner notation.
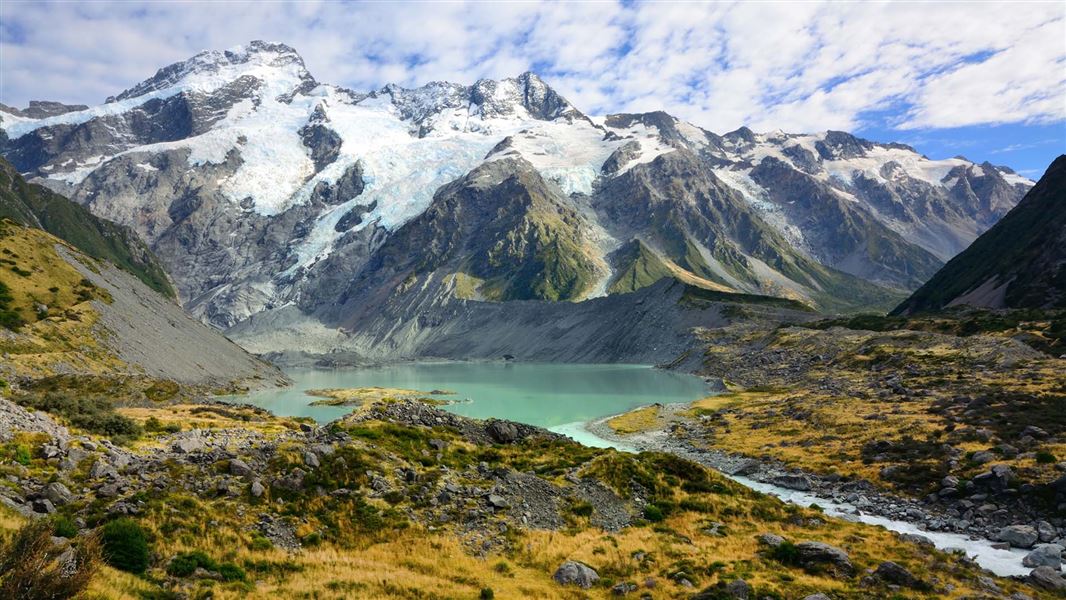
top-left (896, 155), bottom-right (1066, 314)
top-left (100, 518), bottom-right (149, 574)
top-left (13, 381), bottom-right (141, 441)
top-left (0, 158), bottom-right (174, 298)
top-left (799, 307), bottom-right (1066, 356)
top-left (0, 279), bottom-right (22, 329)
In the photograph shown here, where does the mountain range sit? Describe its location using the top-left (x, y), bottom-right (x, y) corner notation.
top-left (895, 155), bottom-right (1066, 314)
top-left (0, 41), bottom-right (1034, 362)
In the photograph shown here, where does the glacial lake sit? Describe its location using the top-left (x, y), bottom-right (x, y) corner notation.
top-left (226, 362), bottom-right (710, 439)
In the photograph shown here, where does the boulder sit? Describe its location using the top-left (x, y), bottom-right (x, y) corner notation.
top-left (486, 420), bottom-right (520, 444)
top-left (31, 498), bottom-right (56, 514)
top-left (874, 561), bottom-right (923, 589)
top-left (899, 533), bottom-right (935, 548)
top-left (229, 458), bottom-right (254, 478)
top-left (725, 579), bottom-right (752, 599)
top-left (1028, 566), bottom-right (1066, 591)
top-left (45, 482), bottom-right (74, 505)
top-left (250, 480), bottom-right (265, 498)
top-left (997, 525), bottom-right (1039, 549)
top-left (487, 494), bottom-right (510, 509)
top-left (552, 560), bottom-right (599, 588)
top-left (610, 582), bottom-right (637, 596)
top-left (801, 595), bottom-right (832, 600)
top-left (171, 435), bottom-right (204, 454)
top-left (89, 460), bottom-right (117, 480)
top-left (1023, 544), bottom-right (1063, 569)
top-left (1036, 520), bottom-right (1057, 543)
top-left (757, 532), bottom-right (785, 547)
top-left (772, 474), bottom-right (812, 491)
top-left (302, 451), bottom-right (320, 469)
top-left (796, 541), bottom-right (854, 577)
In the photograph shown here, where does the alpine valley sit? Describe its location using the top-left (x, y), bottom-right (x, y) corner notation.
top-left (2, 39), bottom-right (1065, 600)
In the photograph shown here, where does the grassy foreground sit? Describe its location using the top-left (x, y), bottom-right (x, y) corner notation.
top-left (0, 392), bottom-right (1047, 599)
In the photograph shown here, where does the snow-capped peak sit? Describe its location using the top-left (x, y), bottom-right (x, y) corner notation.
top-left (107, 40), bottom-right (311, 103)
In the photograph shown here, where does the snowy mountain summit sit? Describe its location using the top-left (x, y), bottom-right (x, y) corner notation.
top-left (0, 41), bottom-right (1033, 361)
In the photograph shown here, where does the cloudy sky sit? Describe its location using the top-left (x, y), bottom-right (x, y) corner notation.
top-left (1, 0), bottom-right (1064, 174)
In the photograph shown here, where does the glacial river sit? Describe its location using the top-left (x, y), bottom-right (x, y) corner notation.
top-left (228, 362), bottom-right (1029, 577)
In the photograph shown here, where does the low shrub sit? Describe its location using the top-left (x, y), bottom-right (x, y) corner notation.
top-left (100, 518), bottom-right (149, 574)
top-left (52, 515), bottom-right (78, 538)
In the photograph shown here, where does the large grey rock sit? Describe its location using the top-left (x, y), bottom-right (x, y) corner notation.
top-left (997, 525), bottom-right (1040, 549)
top-left (486, 420), bottom-right (520, 444)
top-left (772, 474), bottom-right (812, 491)
top-left (250, 480), bottom-right (265, 498)
top-left (45, 482), bottom-right (74, 505)
top-left (725, 579), bottom-right (752, 599)
top-left (1028, 566), bottom-right (1066, 591)
top-left (552, 560), bottom-right (599, 588)
top-left (229, 458), bottom-right (254, 478)
top-left (874, 561), bottom-right (923, 589)
top-left (1023, 544), bottom-right (1063, 569)
top-left (795, 541), bottom-right (854, 577)
top-left (171, 436), bottom-right (204, 454)
top-left (757, 532), bottom-right (785, 547)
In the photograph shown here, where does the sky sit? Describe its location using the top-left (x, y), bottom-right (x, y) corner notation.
top-left (1, 0), bottom-right (1064, 176)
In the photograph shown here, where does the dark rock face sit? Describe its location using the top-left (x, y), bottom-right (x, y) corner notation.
top-left (815, 130), bottom-right (873, 160)
top-left (314, 164), bottom-right (365, 208)
top-left (0, 100), bottom-right (89, 119)
top-left (299, 123), bottom-right (342, 173)
top-left (601, 140), bottom-right (641, 175)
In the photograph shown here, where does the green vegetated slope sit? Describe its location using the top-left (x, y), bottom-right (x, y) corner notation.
top-left (0, 157), bottom-right (174, 298)
top-left (895, 155), bottom-right (1066, 314)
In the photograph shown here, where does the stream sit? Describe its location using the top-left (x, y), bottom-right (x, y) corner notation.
top-left (556, 418), bottom-right (1032, 578)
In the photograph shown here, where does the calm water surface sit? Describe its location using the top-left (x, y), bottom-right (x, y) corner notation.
top-left (227, 362), bottom-right (709, 428)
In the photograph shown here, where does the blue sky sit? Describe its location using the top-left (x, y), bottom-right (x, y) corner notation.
top-left (1, 0), bottom-right (1064, 175)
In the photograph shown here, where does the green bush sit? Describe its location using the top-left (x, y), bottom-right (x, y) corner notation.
top-left (101, 518), bottom-right (149, 574)
top-left (16, 390), bottom-right (141, 440)
top-left (769, 540), bottom-right (800, 566)
top-left (13, 444), bottom-right (31, 466)
top-left (479, 588), bottom-right (494, 600)
top-left (1036, 451), bottom-right (1058, 464)
top-left (218, 562), bottom-right (247, 582)
top-left (52, 515), bottom-right (78, 538)
top-left (643, 504), bottom-right (665, 522)
top-left (167, 550), bottom-right (218, 577)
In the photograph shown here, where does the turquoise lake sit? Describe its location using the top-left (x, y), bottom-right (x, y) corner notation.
top-left (227, 362), bottom-right (709, 438)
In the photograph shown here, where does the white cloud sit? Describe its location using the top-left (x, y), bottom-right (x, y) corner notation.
top-left (0, 0), bottom-right (1063, 134)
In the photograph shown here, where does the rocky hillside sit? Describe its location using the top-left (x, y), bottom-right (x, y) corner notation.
top-left (0, 393), bottom-right (1050, 598)
top-left (895, 156), bottom-right (1066, 314)
top-left (0, 220), bottom-right (280, 388)
top-left (601, 309), bottom-right (1066, 588)
top-left (0, 157), bottom-right (173, 298)
top-left (0, 41), bottom-right (1031, 359)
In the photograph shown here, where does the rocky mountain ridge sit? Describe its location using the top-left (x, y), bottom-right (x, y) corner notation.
top-left (895, 155), bottom-right (1066, 314)
top-left (0, 41), bottom-right (1032, 360)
